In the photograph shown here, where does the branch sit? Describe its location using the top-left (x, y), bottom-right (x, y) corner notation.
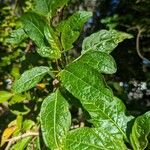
top-left (5, 132), bottom-right (39, 150)
top-left (136, 27), bottom-right (150, 64)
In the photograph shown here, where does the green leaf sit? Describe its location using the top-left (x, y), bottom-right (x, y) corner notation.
top-left (0, 91), bottom-right (13, 103)
top-left (21, 12), bottom-right (46, 47)
top-left (63, 127), bottom-right (127, 150)
top-left (34, 0), bottom-right (69, 17)
top-left (40, 89), bottom-right (71, 149)
top-left (39, 25), bottom-right (61, 59)
top-left (130, 111), bottom-right (150, 150)
top-left (82, 29), bottom-right (133, 54)
top-left (59, 11), bottom-right (92, 50)
top-left (60, 61), bottom-right (133, 140)
top-left (72, 50), bottom-right (117, 74)
top-left (10, 137), bottom-right (32, 150)
top-left (12, 66), bottom-right (50, 93)
top-left (9, 94), bottom-right (26, 105)
top-left (21, 12), bottom-right (61, 59)
top-left (10, 119), bottom-right (35, 150)
top-left (6, 28), bottom-right (28, 45)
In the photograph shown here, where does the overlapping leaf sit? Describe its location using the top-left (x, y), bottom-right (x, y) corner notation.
top-left (82, 29), bottom-right (133, 54)
top-left (13, 66), bottom-right (50, 93)
top-left (59, 11), bottom-right (92, 50)
top-left (72, 50), bottom-right (117, 74)
top-left (130, 111), bottom-right (150, 150)
top-left (21, 12), bottom-right (46, 47)
top-left (34, 0), bottom-right (68, 17)
top-left (40, 89), bottom-right (71, 149)
top-left (21, 12), bottom-right (61, 59)
top-left (60, 62), bottom-right (133, 139)
top-left (60, 30), bottom-right (134, 141)
top-left (63, 127), bottom-right (127, 150)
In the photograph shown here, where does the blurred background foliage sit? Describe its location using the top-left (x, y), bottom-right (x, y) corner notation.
top-left (0, 0), bottom-right (150, 144)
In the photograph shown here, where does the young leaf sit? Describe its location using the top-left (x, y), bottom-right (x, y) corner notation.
top-left (82, 29), bottom-right (133, 54)
top-left (34, 0), bottom-right (69, 17)
top-left (63, 127), bottom-right (127, 150)
top-left (0, 91), bottom-right (14, 103)
top-left (40, 89), bottom-right (71, 149)
top-left (130, 111), bottom-right (150, 150)
top-left (59, 11), bottom-right (92, 50)
top-left (6, 28), bottom-right (28, 45)
top-left (60, 61), bottom-right (133, 140)
top-left (13, 66), bottom-right (50, 93)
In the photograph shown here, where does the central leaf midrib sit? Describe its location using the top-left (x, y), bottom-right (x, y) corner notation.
top-left (54, 92), bottom-right (59, 148)
top-left (63, 69), bottom-right (126, 138)
top-left (18, 69), bottom-right (49, 87)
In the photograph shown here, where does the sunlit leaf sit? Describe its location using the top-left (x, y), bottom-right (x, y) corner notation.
top-left (130, 111), bottom-right (150, 150)
top-left (0, 91), bottom-right (14, 103)
top-left (82, 29), bottom-right (133, 54)
top-left (63, 127), bottom-right (127, 150)
top-left (40, 89), bottom-right (71, 149)
top-left (59, 11), bottom-right (92, 50)
top-left (13, 66), bottom-right (50, 93)
top-left (34, 0), bottom-right (69, 17)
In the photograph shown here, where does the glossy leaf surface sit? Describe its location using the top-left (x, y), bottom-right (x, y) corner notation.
top-left (34, 0), bottom-right (68, 17)
top-left (13, 66), bottom-right (50, 93)
top-left (60, 50), bottom-right (133, 139)
top-left (40, 89), bottom-right (71, 149)
top-left (73, 50), bottom-right (117, 74)
top-left (6, 28), bottom-right (28, 45)
top-left (63, 127), bottom-right (127, 150)
top-left (82, 29), bottom-right (133, 54)
top-left (130, 111), bottom-right (150, 150)
top-left (59, 11), bottom-right (92, 50)
top-left (21, 12), bottom-right (46, 47)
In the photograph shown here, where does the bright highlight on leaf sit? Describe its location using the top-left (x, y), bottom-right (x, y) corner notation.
top-left (13, 66), bottom-right (50, 93)
top-left (63, 127), bottom-right (127, 150)
top-left (40, 89), bottom-right (71, 149)
top-left (130, 111), bottom-right (150, 150)
top-left (58, 11), bottom-right (92, 50)
top-left (82, 29), bottom-right (133, 54)
top-left (0, 91), bottom-right (14, 103)
top-left (34, 0), bottom-right (69, 17)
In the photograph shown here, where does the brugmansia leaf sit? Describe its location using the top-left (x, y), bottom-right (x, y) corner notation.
top-left (60, 60), bottom-right (133, 140)
top-left (6, 28), bottom-right (28, 45)
top-left (0, 91), bottom-right (14, 103)
top-left (40, 89), bottom-right (71, 149)
top-left (13, 66), bottom-right (50, 93)
top-left (130, 111), bottom-right (150, 150)
top-left (21, 12), bottom-right (46, 47)
top-left (73, 50), bottom-right (117, 74)
top-left (82, 29), bottom-right (133, 54)
top-left (63, 127), bottom-right (127, 150)
top-left (59, 11), bottom-right (92, 50)
top-left (34, 0), bottom-right (68, 17)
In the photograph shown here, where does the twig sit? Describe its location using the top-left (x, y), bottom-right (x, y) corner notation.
top-left (136, 27), bottom-right (150, 64)
top-left (5, 132), bottom-right (39, 150)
